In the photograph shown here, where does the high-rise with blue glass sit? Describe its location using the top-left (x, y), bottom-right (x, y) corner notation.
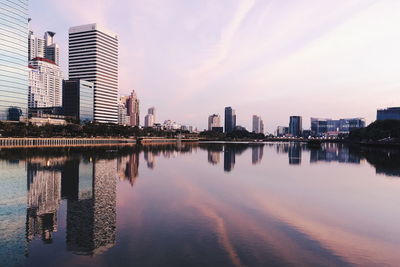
top-left (0, 0), bottom-right (29, 121)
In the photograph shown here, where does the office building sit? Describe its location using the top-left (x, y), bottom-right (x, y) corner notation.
top-left (208, 114), bottom-right (221, 131)
top-left (0, 0), bottom-right (29, 121)
top-left (28, 26), bottom-right (60, 65)
top-left (144, 107), bottom-right (155, 127)
top-left (377, 107), bottom-right (400, 121)
top-left (29, 57), bottom-right (63, 108)
top-left (117, 99), bottom-right (129, 125)
top-left (69, 24), bottom-right (118, 123)
top-left (63, 80), bottom-right (94, 122)
top-left (125, 90), bottom-right (140, 127)
top-left (224, 107), bottom-right (236, 133)
top-left (289, 116), bottom-right (302, 137)
top-left (252, 115), bottom-right (264, 134)
top-left (311, 117), bottom-right (365, 136)
top-left (276, 126), bottom-right (289, 137)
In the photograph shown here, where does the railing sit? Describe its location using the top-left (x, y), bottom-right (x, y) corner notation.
top-left (0, 138), bottom-right (136, 148)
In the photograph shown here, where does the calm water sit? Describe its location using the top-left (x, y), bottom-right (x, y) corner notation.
top-left (1, 143), bottom-right (400, 267)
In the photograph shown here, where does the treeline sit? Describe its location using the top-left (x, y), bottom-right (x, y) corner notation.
top-left (348, 120), bottom-right (400, 142)
top-left (0, 122), bottom-right (187, 138)
top-left (199, 129), bottom-right (266, 140)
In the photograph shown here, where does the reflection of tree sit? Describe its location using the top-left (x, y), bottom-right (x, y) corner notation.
top-left (360, 148), bottom-right (400, 177)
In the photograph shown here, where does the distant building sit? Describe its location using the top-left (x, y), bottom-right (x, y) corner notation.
top-left (63, 80), bottom-right (94, 123)
top-left (29, 57), bottom-right (63, 108)
top-left (208, 114), bottom-right (221, 131)
top-left (276, 126), bottom-right (289, 137)
top-left (224, 107), bottom-right (236, 133)
top-left (252, 115), bottom-right (264, 134)
top-left (69, 24), bottom-right (118, 123)
top-left (28, 26), bottom-right (60, 65)
top-left (126, 90), bottom-right (140, 127)
top-left (289, 116), bottom-right (302, 137)
top-left (311, 117), bottom-right (365, 136)
top-left (212, 127), bottom-right (224, 133)
top-left (44, 32), bottom-right (60, 65)
top-left (377, 107), bottom-right (400, 121)
top-left (144, 107), bottom-right (156, 127)
top-left (0, 1), bottom-right (29, 121)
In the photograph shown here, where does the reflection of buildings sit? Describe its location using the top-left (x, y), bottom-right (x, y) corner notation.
top-left (26, 160), bottom-right (62, 243)
top-left (118, 153), bottom-right (139, 186)
top-left (310, 144), bottom-right (360, 164)
top-left (208, 151), bottom-right (221, 165)
top-left (251, 145), bottom-right (264, 165)
top-left (224, 148), bottom-right (236, 172)
top-left (288, 144), bottom-right (302, 165)
top-left (144, 151), bottom-right (155, 169)
top-left (66, 159), bottom-right (117, 255)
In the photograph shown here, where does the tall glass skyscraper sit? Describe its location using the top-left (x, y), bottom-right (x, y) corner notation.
top-left (224, 107), bottom-right (236, 133)
top-left (0, 0), bottom-right (29, 121)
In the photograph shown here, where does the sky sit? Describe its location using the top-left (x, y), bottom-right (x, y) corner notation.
top-left (30, 0), bottom-right (400, 132)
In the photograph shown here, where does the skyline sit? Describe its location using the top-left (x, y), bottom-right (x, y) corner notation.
top-left (30, 0), bottom-right (400, 131)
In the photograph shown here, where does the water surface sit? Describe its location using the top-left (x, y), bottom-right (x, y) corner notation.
top-left (1, 143), bottom-right (400, 267)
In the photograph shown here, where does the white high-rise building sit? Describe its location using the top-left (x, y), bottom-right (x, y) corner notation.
top-left (208, 114), bottom-right (221, 130)
top-left (28, 57), bottom-right (63, 108)
top-left (69, 23), bottom-right (119, 124)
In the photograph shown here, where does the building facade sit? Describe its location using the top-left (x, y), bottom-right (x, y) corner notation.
top-left (63, 80), bottom-right (94, 122)
top-left (377, 107), bottom-right (400, 121)
top-left (69, 24), bottom-right (118, 123)
top-left (208, 114), bottom-right (221, 131)
top-left (0, 0), bottom-right (29, 121)
top-left (289, 116), bottom-right (302, 137)
top-left (28, 57), bottom-right (63, 108)
top-left (252, 115), bottom-right (264, 134)
top-left (125, 90), bottom-right (140, 127)
top-left (311, 117), bottom-right (365, 136)
top-left (144, 107), bottom-right (155, 127)
top-left (28, 27), bottom-right (60, 65)
top-left (224, 107), bottom-right (236, 133)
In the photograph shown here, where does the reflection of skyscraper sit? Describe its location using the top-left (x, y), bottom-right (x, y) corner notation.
top-left (66, 159), bottom-right (116, 255)
top-left (288, 144), bottom-right (302, 165)
top-left (117, 153), bottom-right (139, 186)
top-left (224, 147), bottom-right (236, 172)
top-left (26, 161), bottom-right (61, 243)
top-left (208, 151), bottom-right (221, 165)
top-left (252, 145), bottom-right (264, 165)
top-left (144, 151), bottom-right (155, 169)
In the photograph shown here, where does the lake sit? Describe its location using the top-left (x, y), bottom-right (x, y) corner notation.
top-left (1, 142), bottom-right (400, 267)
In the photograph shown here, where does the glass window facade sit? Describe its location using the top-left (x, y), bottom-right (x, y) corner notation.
top-left (0, 0), bottom-right (29, 121)
top-left (63, 80), bottom-right (94, 123)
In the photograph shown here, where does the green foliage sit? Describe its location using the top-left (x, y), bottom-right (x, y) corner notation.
top-left (0, 122), bottom-right (182, 138)
top-left (348, 120), bottom-right (400, 141)
top-left (199, 129), bottom-right (265, 140)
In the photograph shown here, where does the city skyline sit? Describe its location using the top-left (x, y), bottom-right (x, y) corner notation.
top-left (29, 0), bottom-right (400, 131)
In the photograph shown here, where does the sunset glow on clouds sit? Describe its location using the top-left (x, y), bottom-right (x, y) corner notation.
top-left (30, 0), bottom-right (400, 131)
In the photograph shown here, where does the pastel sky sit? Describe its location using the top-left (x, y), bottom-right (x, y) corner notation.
top-left (30, 0), bottom-right (400, 132)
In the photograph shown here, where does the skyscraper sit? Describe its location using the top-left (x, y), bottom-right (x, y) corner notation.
top-left (69, 24), bottom-right (118, 123)
top-left (224, 107), bottom-right (236, 133)
top-left (144, 107), bottom-right (155, 127)
top-left (208, 114), bottom-right (221, 130)
top-left (62, 80), bottom-right (94, 122)
top-left (29, 57), bottom-right (63, 108)
top-left (44, 31), bottom-right (60, 65)
top-left (289, 116), bottom-right (302, 137)
top-left (126, 90), bottom-right (140, 127)
top-left (252, 115), bottom-right (264, 134)
top-left (0, 0), bottom-right (29, 121)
